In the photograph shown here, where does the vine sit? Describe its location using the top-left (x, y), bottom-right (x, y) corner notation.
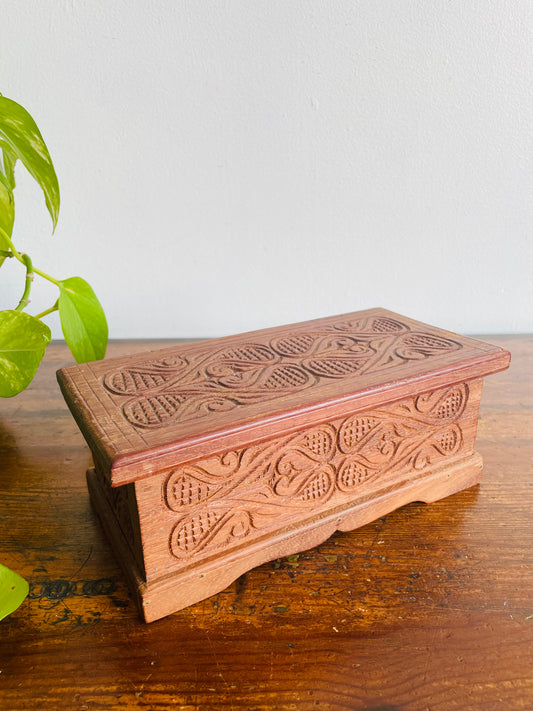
top-left (0, 93), bottom-right (109, 619)
top-left (0, 93), bottom-right (108, 398)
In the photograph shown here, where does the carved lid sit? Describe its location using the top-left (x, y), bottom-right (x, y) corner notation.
top-left (57, 308), bottom-right (510, 486)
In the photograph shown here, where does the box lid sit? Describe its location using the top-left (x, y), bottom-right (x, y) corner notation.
top-left (57, 308), bottom-right (510, 486)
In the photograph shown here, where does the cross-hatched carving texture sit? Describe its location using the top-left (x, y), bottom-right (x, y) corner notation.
top-left (102, 316), bottom-right (462, 430)
top-left (161, 383), bottom-right (469, 563)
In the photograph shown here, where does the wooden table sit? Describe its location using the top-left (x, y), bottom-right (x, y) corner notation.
top-left (1, 336), bottom-right (531, 710)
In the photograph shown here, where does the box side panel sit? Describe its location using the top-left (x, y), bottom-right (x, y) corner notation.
top-left (91, 468), bottom-right (146, 577)
top-left (134, 379), bottom-right (483, 583)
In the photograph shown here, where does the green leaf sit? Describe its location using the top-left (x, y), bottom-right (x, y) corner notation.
top-left (0, 310), bottom-right (51, 397)
top-left (1, 143), bottom-right (17, 189)
top-left (0, 95), bottom-right (60, 230)
top-left (0, 162), bottom-right (14, 245)
top-left (0, 563), bottom-right (29, 621)
top-left (0, 165), bottom-right (11, 192)
top-left (59, 277), bottom-right (108, 363)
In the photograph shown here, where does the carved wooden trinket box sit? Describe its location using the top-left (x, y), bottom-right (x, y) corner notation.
top-left (57, 308), bottom-right (510, 622)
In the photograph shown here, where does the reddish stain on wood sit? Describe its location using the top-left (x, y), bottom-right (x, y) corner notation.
top-left (1, 332), bottom-right (531, 709)
top-left (57, 309), bottom-right (509, 622)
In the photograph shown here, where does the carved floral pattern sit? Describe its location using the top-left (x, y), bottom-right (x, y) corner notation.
top-left (102, 316), bottom-right (462, 429)
top-left (162, 383), bottom-right (469, 562)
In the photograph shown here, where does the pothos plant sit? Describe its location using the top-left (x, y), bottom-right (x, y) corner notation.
top-left (0, 93), bottom-right (108, 398)
top-left (0, 93), bottom-right (108, 620)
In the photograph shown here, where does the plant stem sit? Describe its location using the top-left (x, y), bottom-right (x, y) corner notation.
top-left (32, 265), bottom-right (61, 286)
top-left (0, 228), bottom-right (61, 286)
top-left (0, 247), bottom-right (13, 269)
top-left (15, 254), bottom-right (33, 311)
top-left (0, 226), bottom-right (20, 258)
top-left (34, 302), bottom-right (59, 320)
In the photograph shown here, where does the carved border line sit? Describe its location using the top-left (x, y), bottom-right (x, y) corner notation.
top-left (163, 383), bottom-right (469, 563)
top-left (101, 317), bottom-right (463, 429)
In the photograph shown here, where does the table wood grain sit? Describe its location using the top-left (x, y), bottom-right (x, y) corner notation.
top-left (1, 336), bottom-right (531, 710)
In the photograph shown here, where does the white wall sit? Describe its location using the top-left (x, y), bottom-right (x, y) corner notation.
top-left (1, 0), bottom-right (532, 338)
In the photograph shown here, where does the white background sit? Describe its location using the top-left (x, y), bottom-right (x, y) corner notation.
top-left (1, 1), bottom-right (532, 338)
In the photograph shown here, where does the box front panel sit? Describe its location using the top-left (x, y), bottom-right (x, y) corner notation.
top-left (134, 379), bottom-right (483, 582)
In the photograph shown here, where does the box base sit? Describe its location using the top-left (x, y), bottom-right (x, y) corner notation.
top-left (87, 451), bottom-right (482, 622)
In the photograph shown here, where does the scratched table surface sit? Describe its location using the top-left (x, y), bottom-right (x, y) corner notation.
top-left (0, 336), bottom-right (531, 711)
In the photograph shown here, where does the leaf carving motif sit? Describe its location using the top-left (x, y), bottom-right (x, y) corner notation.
top-left (101, 317), bottom-right (463, 429)
top-left (165, 384), bottom-right (469, 562)
top-left (302, 357), bottom-right (366, 378)
top-left (123, 393), bottom-right (185, 427)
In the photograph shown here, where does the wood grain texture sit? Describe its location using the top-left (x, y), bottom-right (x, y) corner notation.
top-left (0, 335), bottom-right (531, 709)
top-left (57, 311), bottom-right (509, 621)
top-left (96, 378), bottom-right (486, 621)
top-left (56, 309), bottom-right (510, 485)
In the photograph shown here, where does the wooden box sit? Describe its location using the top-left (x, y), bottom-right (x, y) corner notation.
top-left (57, 308), bottom-right (510, 622)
